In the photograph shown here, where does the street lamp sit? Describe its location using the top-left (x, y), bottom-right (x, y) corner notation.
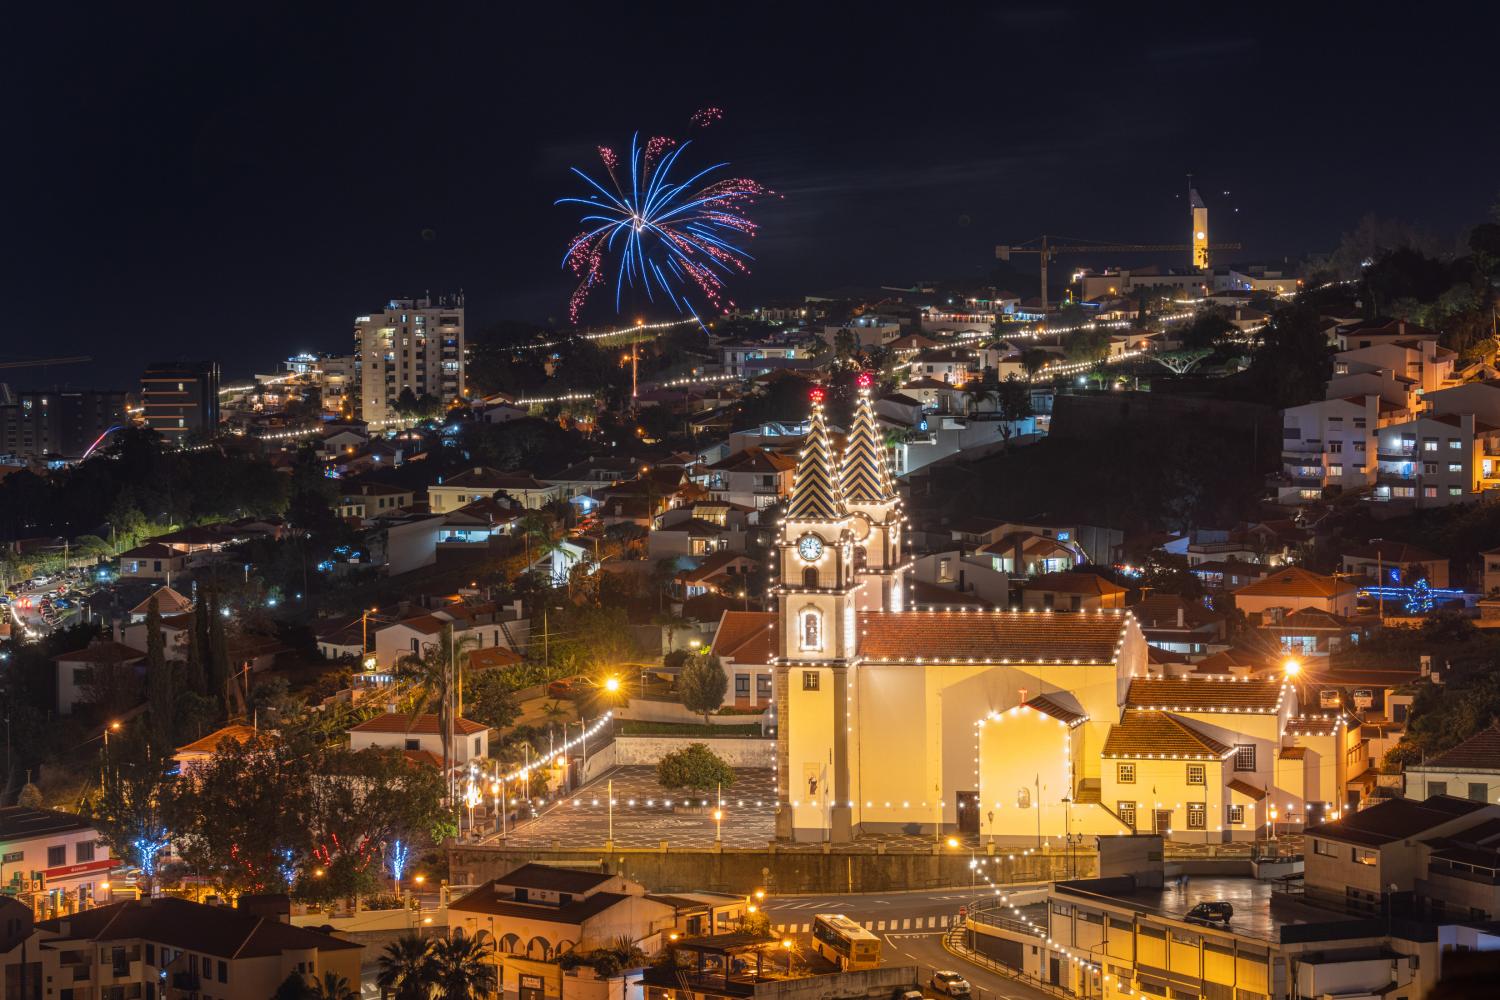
top-left (1282, 657), bottom-right (1301, 678)
top-left (713, 809), bottom-right (724, 843)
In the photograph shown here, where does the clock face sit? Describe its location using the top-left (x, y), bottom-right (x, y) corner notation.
top-left (797, 534), bottom-right (825, 561)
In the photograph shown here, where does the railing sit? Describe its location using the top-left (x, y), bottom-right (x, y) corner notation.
top-left (941, 922), bottom-right (1073, 1000)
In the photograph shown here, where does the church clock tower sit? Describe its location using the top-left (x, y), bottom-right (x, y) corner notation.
top-left (842, 371), bottom-right (905, 612)
top-left (774, 385), bottom-right (858, 841)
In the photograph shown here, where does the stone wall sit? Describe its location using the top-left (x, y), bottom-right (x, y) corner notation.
top-left (614, 735), bottom-right (775, 769)
top-left (448, 844), bottom-right (1095, 896)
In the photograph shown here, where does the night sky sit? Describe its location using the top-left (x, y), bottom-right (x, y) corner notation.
top-left (7, 4), bottom-right (1498, 388)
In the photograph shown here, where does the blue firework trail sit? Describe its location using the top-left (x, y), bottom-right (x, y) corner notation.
top-left (557, 130), bottom-right (770, 323)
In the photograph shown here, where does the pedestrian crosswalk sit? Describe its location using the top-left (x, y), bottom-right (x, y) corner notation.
top-left (772, 914), bottom-right (951, 933)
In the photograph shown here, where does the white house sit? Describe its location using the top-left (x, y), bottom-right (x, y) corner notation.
top-left (0, 807), bottom-right (112, 912)
top-left (51, 641), bottom-right (147, 715)
top-left (348, 713), bottom-right (489, 765)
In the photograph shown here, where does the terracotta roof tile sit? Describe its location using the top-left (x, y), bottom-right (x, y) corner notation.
top-left (174, 724), bottom-right (260, 757)
top-left (1228, 779), bottom-right (1267, 800)
top-left (1125, 676), bottom-right (1286, 713)
top-left (857, 609), bottom-right (1130, 663)
top-left (711, 611), bottom-right (778, 663)
top-left (1103, 711), bottom-right (1231, 759)
top-left (350, 712), bottom-right (488, 736)
top-left (1421, 725), bottom-right (1500, 771)
top-left (1024, 694), bottom-right (1088, 726)
top-left (1235, 566), bottom-right (1356, 599)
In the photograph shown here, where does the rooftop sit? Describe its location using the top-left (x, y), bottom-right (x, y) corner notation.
top-left (1415, 724), bottom-right (1500, 772)
top-left (1103, 710), bottom-right (1231, 759)
top-left (0, 806), bottom-right (94, 842)
top-left (1235, 566), bottom-right (1357, 599)
top-left (35, 898), bottom-right (359, 958)
top-left (1054, 875), bottom-right (1298, 942)
top-left (1304, 794), bottom-right (1488, 847)
top-left (1125, 676), bottom-right (1286, 714)
top-left (350, 713), bottom-right (488, 736)
top-left (857, 609), bottom-right (1131, 664)
top-left (711, 611), bottom-right (777, 664)
top-left (494, 863), bottom-right (616, 893)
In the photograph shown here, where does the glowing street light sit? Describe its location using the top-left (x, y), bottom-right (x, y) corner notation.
top-left (1283, 658), bottom-right (1301, 677)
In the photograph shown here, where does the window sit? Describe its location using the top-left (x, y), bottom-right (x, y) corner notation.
top-left (756, 675), bottom-right (772, 701)
top-left (1227, 805), bottom-right (1245, 825)
top-left (47, 845), bottom-right (65, 866)
top-left (735, 674), bottom-right (750, 697)
top-left (1327, 465), bottom-right (1343, 477)
top-left (0, 851), bottom-right (21, 864)
top-left (1328, 440), bottom-right (1342, 453)
top-left (1187, 803), bottom-right (1206, 829)
top-left (801, 671), bottom-right (820, 691)
top-left (1423, 438), bottom-right (1438, 452)
top-left (405, 738), bottom-right (420, 751)
top-left (1354, 440), bottom-right (1366, 452)
top-left (802, 567), bottom-right (818, 588)
top-left (1117, 763), bottom-right (1136, 783)
top-left (1449, 463), bottom-right (1463, 474)
top-left (1423, 462), bottom-right (1438, 475)
top-left (1468, 782), bottom-right (1487, 802)
top-left (1449, 438), bottom-right (1463, 450)
top-left (1353, 418), bottom-right (1367, 429)
top-left (1352, 847), bottom-right (1378, 866)
top-left (1424, 486), bottom-right (1438, 499)
top-left (1186, 763), bottom-right (1205, 785)
top-left (1314, 839), bottom-right (1338, 857)
top-left (218, 960), bottom-right (227, 983)
top-left (473, 737), bottom-right (481, 756)
top-left (1118, 802), bottom-right (1136, 828)
top-left (799, 609), bottom-right (822, 651)
top-left (1234, 745), bottom-right (1256, 771)
top-left (1450, 487), bottom-right (1463, 496)
top-left (75, 841), bottom-right (94, 863)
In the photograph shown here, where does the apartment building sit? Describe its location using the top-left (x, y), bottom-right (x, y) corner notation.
top-left (353, 295), bottom-right (465, 424)
top-left (1333, 336), bottom-right (1457, 396)
top-left (695, 447), bottom-right (795, 509)
top-left (1278, 394), bottom-right (1408, 504)
top-left (140, 361), bottom-right (220, 441)
top-left (1, 896), bottom-right (361, 1000)
top-left (1372, 412), bottom-right (1500, 506)
top-left (428, 467), bottom-right (563, 512)
top-left (0, 387), bottom-right (128, 463)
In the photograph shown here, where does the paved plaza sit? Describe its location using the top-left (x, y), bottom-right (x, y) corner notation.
top-left (494, 766), bottom-right (778, 849)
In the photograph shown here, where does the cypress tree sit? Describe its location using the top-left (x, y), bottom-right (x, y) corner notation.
top-left (144, 596), bottom-right (174, 750)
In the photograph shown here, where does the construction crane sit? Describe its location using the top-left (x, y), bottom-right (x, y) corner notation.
top-left (0, 355), bottom-right (92, 370)
top-left (995, 236), bottom-right (1242, 314)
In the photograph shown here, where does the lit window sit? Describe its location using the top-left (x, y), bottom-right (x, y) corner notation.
top-left (1117, 763), bottom-right (1136, 784)
top-left (1233, 745), bottom-right (1256, 771)
top-left (1186, 764), bottom-right (1205, 785)
top-left (1227, 805), bottom-right (1245, 825)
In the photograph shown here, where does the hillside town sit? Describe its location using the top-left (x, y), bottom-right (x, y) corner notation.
top-left (6, 8), bottom-right (1500, 1000)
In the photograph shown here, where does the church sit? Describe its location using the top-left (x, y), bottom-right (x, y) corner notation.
top-left (744, 375), bottom-right (1355, 844)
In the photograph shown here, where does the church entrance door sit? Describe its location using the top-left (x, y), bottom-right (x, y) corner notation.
top-left (956, 791), bottom-right (979, 834)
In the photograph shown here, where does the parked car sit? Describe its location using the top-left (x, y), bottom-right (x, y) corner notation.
top-left (547, 675), bottom-right (588, 700)
top-left (929, 972), bottom-right (970, 997)
top-left (1186, 901), bottom-right (1233, 924)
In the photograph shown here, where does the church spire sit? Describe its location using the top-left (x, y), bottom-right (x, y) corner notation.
top-left (841, 371), bottom-right (894, 504)
top-left (786, 385), bottom-right (844, 520)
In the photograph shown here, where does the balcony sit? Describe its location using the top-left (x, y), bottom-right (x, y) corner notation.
top-left (1377, 446), bottom-right (1416, 460)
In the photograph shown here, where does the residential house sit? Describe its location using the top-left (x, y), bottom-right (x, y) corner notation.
top-left (1341, 539), bottom-right (1449, 588)
top-left (0, 897), bottom-right (361, 998)
top-left (708, 611), bottom-right (776, 711)
top-left (1018, 572), bottom-right (1126, 611)
top-left (0, 807), bottom-right (112, 915)
top-left (339, 481), bottom-right (415, 520)
top-left (349, 713), bottom-right (490, 766)
top-left (429, 467), bottom-right (566, 513)
top-left (1129, 594), bottom-right (1227, 659)
top-left (1253, 607), bottom-right (1365, 659)
top-left (648, 504), bottom-right (754, 559)
top-left (908, 348), bottom-right (978, 385)
top-left (1483, 546), bottom-right (1500, 595)
top-left (1404, 725), bottom-right (1500, 804)
top-left (116, 543), bottom-right (188, 582)
top-left (696, 448), bottom-right (795, 511)
top-left (1234, 567), bottom-right (1359, 618)
top-left (976, 532), bottom-right (1079, 577)
top-left (1334, 317), bottom-right (1443, 351)
top-left (367, 512), bottom-right (444, 575)
top-left (438, 498), bottom-right (522, 547)
top-left (905, 550), bottom-right (1011, 607)
top-left (51, 640), bottom-right (146, 715)
top-left (372, 600), bottom-right (529, 670)
top-left (1334, 336), bottom-right (1457, 396)
top-left (449, 864), bottom-right (679, 1000)
top-left (675, 551), bottom-right (759, 600)
top-left (316, 427), bottom-right (368, 459)
top-left (173, 724), bottom-right (260, 774)
top-left (1303, 794), bottom-right (1498, 914)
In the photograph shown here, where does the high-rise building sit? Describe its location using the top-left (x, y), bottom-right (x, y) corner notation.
top-left (0, 386), bottom-right (128, 463)
top-left (141, 361), bottom-right (221, 441)
top-left (353, 295), bottom-right (465, 424)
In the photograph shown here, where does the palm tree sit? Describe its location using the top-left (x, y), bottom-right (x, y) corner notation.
top-left (396, 623), bottom-right (482, 788)
top-left (376, 933), bottom-right (433, 1000)
top-left (427, 929), bottom-right (498, 1000)
top-left (309, 971), bottom-right (359, 1000)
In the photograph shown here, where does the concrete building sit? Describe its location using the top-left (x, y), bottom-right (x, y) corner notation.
top-left (1373, 411), bottom-right (1500, 505)
top-left (1404, 724), bottom-right (1500, 804)
top-left (51, 640), bottom-right (147, 715)
top-left (0, 896), bottom-right (360, 998)
top-left (429, 467), bottom-right (564, 513)
top-left (353, 295), bottom-right (465, 424)
top-left (696, 448), bottom-right (795, 510)
top-left (140, 361), bottom-right (220, 441)
top-left (0, 387), bottom-right (128, 463)
top-left (1277, 394), bottom-right (1405, 504)
top-left (0, 807), bottom-right (112, 917)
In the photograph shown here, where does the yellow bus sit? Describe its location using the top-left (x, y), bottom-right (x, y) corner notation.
top-left (812, 913), bottom-right (881, 970)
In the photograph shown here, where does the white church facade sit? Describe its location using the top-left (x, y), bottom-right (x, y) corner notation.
top-left (770, 375), bottom-right (1355, 844)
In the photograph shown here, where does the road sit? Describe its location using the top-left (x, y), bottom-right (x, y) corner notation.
top-left (762, 885), bottom-right (1056, 1000)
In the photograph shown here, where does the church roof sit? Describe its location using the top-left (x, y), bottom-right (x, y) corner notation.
top-left (841, 383), bottom-right (894, 504)
top-left (785, 393), bottom-right (844, 521)
top-left (856, 609), bottom-right (1131, 664)
top-left (1103, 710), bottom-right (1232, 760)
top-left (1124, 676), bottom-right (1287, 714)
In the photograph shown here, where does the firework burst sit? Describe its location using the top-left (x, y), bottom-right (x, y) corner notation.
top-left (557, 130), bottom-right (770, 322)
